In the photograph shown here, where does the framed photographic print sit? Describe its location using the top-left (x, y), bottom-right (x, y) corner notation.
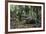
top-left (5, 0), bottom-right (45, 33)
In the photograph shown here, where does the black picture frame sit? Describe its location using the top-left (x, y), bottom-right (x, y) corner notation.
top-left (5, 0), bottom-right (45, 34)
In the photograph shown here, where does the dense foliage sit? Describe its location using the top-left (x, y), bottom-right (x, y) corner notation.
top-left (10, 5), bottom-right (41, 29)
